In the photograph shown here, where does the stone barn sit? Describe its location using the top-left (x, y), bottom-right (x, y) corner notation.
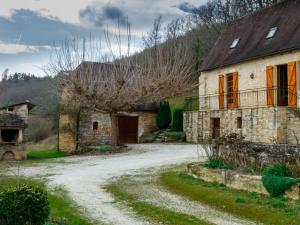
top-left (184, 0), bottom-right (300, 144)
top-left (0, 101), bottom-right (35, 160)
top-left (58, 62), bottom-right (158, 153)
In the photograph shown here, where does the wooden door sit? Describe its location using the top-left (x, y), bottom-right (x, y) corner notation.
top-left (211, 118), bottom-right (220, 139)
top-left (118, 116), bottom-right (138, 144)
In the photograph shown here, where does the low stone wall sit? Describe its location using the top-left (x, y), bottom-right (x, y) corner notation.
top-left (187, 163), bottom-right (300, 200)
top-left (0, 144), bottom-right (26, 160)
top-left (220, 141), bottom-right (300, 176)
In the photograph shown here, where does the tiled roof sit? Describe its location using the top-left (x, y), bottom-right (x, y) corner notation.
top-left (201, 0), bottom-right (300, 72)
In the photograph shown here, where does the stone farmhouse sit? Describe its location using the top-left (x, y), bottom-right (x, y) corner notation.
top-left (184, 0), bottom-right (300, 144)
top-left (59, 62), bottom-right (158, 152)
top-left (0, 101), bottom-right (35, 160)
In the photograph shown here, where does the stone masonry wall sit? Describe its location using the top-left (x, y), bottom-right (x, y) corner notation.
top-left (79, 110), bottom-right (112, 146)
top-left (184, 107), bottom-right (300, 144)
top-left (138, 112), bottom-right (158, 137)
top-left (59, 114), bottom-right (77, 152)
top-left (183, 111), bottom-right (199, 143)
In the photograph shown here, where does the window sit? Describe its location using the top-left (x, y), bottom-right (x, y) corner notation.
top-left (92, 121), bottom-right (98, 131)
top-left (1, 129), bottom-right (19, 143)
top-left (266, 27), bottom-right (277, 39)
top-left (227, 74), bottom-right (234, 104)
top-left (230, 38), bottom-right (240, 48)
top-left (277, 64), bottom-right (288, 106)
top-left (237, 117), bottom-right (242, 129)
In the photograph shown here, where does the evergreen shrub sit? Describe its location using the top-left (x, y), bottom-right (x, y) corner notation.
top-left (262, 164), bottom-right (300, 197)
top-left (0, 185), bottom-right (50, 225)
top-left (156, 101), bottom-right (171, 129)
top-left (172, 108), bottom-right (184, 131)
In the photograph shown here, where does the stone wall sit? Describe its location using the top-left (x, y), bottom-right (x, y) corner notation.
top-left (138, 112), bottom-right (158, 136)
top-left (59, 109), bottom-right (158, 152)
top-left (183, 111), bottom-right (199, 143)
top-left (0, 144), bottom-right (26, 160)
top-left (184, 107), bottom-right (300, 144)
top-left (188, 163), bottom-right (300, 200)
top-left (59, 114), bottom-right (77, 152)
top-left (78, 110), bottom-right (112, 147)
top-left (220, 141), bottom-right (300, 176)
top-left (199, 50), bottom-right (300, 102)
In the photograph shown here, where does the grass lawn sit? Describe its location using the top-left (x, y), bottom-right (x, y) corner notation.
top-left (0, 176), bottom-right (94, 225)
top-left (27, 149), bottom-right (66, 160)
top-left (160, 172), bottom-right (300, 225)
top-left (106, 181), bottom-right (212, 225)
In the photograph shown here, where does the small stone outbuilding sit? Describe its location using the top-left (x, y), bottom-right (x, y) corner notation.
top-left (0, 101), bottom-right (35, 160)
top-left (58, 62), bottom-right (158, 153)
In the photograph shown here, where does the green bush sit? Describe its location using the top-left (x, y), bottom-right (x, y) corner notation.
top-left (0, 185), bottom-right (50, 225)
top-left (262, 164), bottom-right (300, 197)
top-left (263, 164), bottom-right (293, 177)
top-left (172, 109), bottom-right (184, 131)
top-left (164, 131), bottom-right (186, 138)
top-left (204, 157), bottom-right (236, 170)
top-left (156, 101), bottom-right (171, 129)
top-left (96, 145), bottom-right (113, 153)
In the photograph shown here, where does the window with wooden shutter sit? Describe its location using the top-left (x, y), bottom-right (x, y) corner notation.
top-left (266, 66), bottom-right (274, 106)
top-left (219, 75), bottom-right (224, 109)
top-left (288, 61), bottom-right (297, 107)
top-left (232, 72), bottom-right (239, 108)
top-left (227, 74), bottom-right (234, 108)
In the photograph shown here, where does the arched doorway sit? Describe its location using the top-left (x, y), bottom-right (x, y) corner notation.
top-left (2, 151), bottom-right (15, 160)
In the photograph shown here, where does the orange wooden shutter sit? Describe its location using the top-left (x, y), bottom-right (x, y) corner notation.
top-left (219, 75), bottom-right (224, 109)
top-left (266, 66), bottom-right (274, 106)
top-left (233, 72), bottom-right (239, 108)
top-left (288, 62), bottom-right (297, 107)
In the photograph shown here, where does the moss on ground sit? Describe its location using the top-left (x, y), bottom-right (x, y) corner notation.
top-left (160, 172), bottom-right (300, 225)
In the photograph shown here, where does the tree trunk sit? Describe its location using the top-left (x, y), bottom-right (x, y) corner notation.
top-left (110, 113), bottom-right (118, 145)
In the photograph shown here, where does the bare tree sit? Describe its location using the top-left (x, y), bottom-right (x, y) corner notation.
top-left (142, 16), bottom-right (163, 49)
top-left (48, 23), bottom-right (198, 144)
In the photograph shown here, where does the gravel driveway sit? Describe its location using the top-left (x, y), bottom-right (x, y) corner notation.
top-left (13, 144), bottom-right (201, 225)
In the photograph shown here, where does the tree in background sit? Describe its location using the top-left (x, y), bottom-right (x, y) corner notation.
top-left (48, 22), bottom-right (198, 144)
top-left (157, 101), bottom-right (172, 129)
top-left (172, 109), bottom-right (184, 132)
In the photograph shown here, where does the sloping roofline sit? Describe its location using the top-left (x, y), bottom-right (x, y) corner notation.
top-left (0, 100), bottom-right (36, 111)
top-left (201, 0), bottom-right (300, 72)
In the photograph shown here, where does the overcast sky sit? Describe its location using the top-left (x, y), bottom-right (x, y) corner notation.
top-left (0, 0), bottom-right (207, 76)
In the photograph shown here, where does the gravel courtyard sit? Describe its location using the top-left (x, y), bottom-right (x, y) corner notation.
top-left (10, 144), bottom-right (201, 224)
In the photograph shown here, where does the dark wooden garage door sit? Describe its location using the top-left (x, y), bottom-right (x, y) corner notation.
top-left (118, 116), bottom-right (138, 144)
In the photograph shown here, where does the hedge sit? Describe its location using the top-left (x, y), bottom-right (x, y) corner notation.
top-left (0, 185), bottom-right (50, 225)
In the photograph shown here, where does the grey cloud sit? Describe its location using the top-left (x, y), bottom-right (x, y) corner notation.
top-left (0, 9), bottom-right (97, 46)
top-left (80, 4), bottom-right (127, 27)
top-left (176, 2), bottom-right (197, 13)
